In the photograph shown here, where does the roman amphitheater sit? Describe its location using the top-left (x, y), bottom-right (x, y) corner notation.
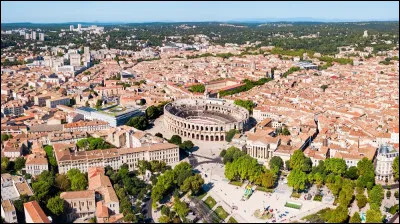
top-left (164, 98), bottom-right (249, 141)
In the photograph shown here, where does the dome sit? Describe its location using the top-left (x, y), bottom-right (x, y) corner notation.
top-left (378, 145), bottom-right (393, 154)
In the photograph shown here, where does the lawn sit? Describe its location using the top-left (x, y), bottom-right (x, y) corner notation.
top-left (284, 202), bottom-right (302, 209)
top-left (302, 208), bottom-right (332, 223)
top-left (229, 181), bottom-right (243, 187)
top-left (214, 206), bottom-right (229, 220)
top-left (313, 194), bottom-right (323, 201)
top-left (227, 217), bottom-right (238, 223)
top-left (204, 196), bottom-right (217, 209)
top-left (195, 188), bottom-right (208, 200)
top-left (256, 186), bottom-right (274, 193)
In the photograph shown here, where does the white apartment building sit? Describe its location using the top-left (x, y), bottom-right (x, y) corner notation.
top-left (70, 53), bottom-right (81, 66)
top-left (39, 33), bottom-right (45, 41)
top-left (70, 25), bottom-right (74, 31)
top-left (1, 200), bottom-right (17, 223)
top-left (25, 154), bottom-right (48, 177)
top-left (63, 120), bottom-right (110, 132)
top-left (375, 145), bottom-right (399, 181)
top-left (46, 96), bottom-right (70, 108)
top-left (54, 142), bottom-right (179, 174)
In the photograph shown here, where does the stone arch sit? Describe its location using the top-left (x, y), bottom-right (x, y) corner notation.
top-left (201, 135), bottom-right (204, 140)
top-left (196, 134), bottom-right (199, 140)
top-left (210, 136), bottom-right (214, 141)
top-left (221, 135), bottom-right (224, 141)
top-left (192, 133), bottom-right (195, 139)
top-left (211, 127), bottom-right (213, 131)
top-left (206, 135), bottom-right (209, 141)
top-left (215, 136), bottom-right (219, 141)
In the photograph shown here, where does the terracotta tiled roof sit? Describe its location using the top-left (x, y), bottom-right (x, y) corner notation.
top-left (60, 190), bottom-right (95, 200)
top-left (23, 201), bottom-right (50, 223)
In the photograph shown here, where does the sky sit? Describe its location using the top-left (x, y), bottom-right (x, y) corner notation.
top-left (1, 1), bottom-right (399, 23)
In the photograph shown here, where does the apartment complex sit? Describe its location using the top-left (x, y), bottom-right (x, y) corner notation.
top-left (1, 100), bottom-right (24, 117)
top-left (46, 96), bottom-right (70, 108)
top-left (1, 200), bottom-right (17, 223)
top-left (63, 120), bottom-right (110, 132)
top-left (34, 94), bottom-right (52, 107)
top-left (54, 142), bottom-right (179, 174)
top-left (60, 190), bottom-right (96, 222)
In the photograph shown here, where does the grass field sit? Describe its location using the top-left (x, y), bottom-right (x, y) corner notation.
top-left (302, 208), bottom-right (332, 223)
top-left (215, 206), bottom-right (229, 220)
top-left (204, 196), bottom-right (217, 209)
top-left (229, 181), bottom-right (243, 187)
top-left (256, 186), bottom-right (274, 193)
top-left (227, 217), bottom-right (238, 223)
top-left (284, 202), bottom-right (302, 209)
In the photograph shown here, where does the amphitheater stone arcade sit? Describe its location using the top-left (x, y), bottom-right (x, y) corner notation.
top-left (164, 98), bottom-right (249, 141)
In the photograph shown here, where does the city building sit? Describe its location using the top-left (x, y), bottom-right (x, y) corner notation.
top-left (23, 201), bottom-right (51, 223)
top-left (1, 200), bottom-right (17, 223)
top-left (60, 190), bottom-right (96, 222)
top-left (1, 100), bottom-right (24, 117)
top-left (75, 106), bottom-right (143, 127)
top-left (46, 96), bottom-right (70, 108)
top-left (63, 120), bottom-right (110, 132)
top-left (25, 153), bottom-right (48, 177)
top-left (31, 31), bottom-right (36, 40)
top-left (54, 142), bottom-right (179, 174)
top-left (70, 53), bottom-right (81, 66)
top-left (375, 144), bottom-right (399, 182)
top-left (70, 25), bottom-right (74, 31)
top-left (39, 33), bottom-right (45, 41)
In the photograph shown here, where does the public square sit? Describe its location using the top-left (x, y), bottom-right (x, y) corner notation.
top-left (146, 116), bottom-right (336, 223)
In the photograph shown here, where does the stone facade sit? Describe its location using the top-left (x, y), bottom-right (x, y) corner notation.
top-left (164, 98), bottom-right (249, 141)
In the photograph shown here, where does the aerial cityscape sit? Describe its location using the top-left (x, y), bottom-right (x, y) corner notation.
top-left (0, 1), bottom-right (399, 223)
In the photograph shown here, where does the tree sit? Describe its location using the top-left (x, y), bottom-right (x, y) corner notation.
top-left (256, 170), bottom-right (275, 188)
top-left (180, 174), bottom-right (204, 194)
top-left (138, 160), bottom-right (152, 174)
top-left (188, 84), bottom-right (205, 93)
top-left (179, 140), bottom-right (194, 153)
top-left (325, 158), bottom-right (347, 176)
top-left (126, 115), bottom-right (149, 130)
top-left (395, 190), bottom-right (399, 199)
top-left (44, 145), bottom-right (57, 168)
top-left (46, 196), bottom-right (65, 216)
top-left (159, 215), bottom-right (171, 223)
top-left (356, 193), bottom-right (367, 209)
top-left (387, 190), bottom-right (391, 199)
top-left (350, 212), bottom-right (362, 223)
top-left (281, 127), bottom-right (291, 136)
top-left (67, 169), bottom-right (88, 191)
top-left (220, 149), bottom-right (227, 158)
top-left (234, 99), bottom-right (254, 113)
top-left (225, 129), bottom-right (239, 142)
top-left (269, 156), bottom-right (283, 171)
top-left (287, 169), bottom-right (308, 193)
top-left (320, 85), bottom-right (329, 92)
top-left (169, 135), bottom-right (182, 145)
top-left (366, 208), bottom-right (382, 223)
top-left (289, 150), bottom-right (307, 171)
top-left (393, 156), bottom-right (399, 181)
top-left (95, 99), bottom-right (103, 109)
top-left (124, 213), bottom-right (137, 222)
top-left (357, 158), bottom-right (374, 176)
top-left (161, 205), bottom-right (170, 217)
top-left (1, 133), bottom-right (12, 142)
top-left (14, 157), bottom-right (25, 171)
top-left (344, 166), bottom-right (359, 180)
top-left (327, 205), bottom-right (349, 223)
top-left (76, 138), bottom-right (89, 149)
top-left (55, 174), bottom-right (71, 192)
top-left (1, 157), bottom-right (9, 173)
top-left (32, 181), bottom-right (51, 202)
top-left (222, 146), bottom-right (246, 164)
top-left (85, 101), bottom-right (90, 107)
top-left (338, 179), bottom-right (354, 207)
top-left (368, 184), bottom-right (384, 207)
top-left (146, 105), bottom-right (160, 119)
top-left (173, 199), bottom-right (189, 218)
top-left (285, 160), bottom-right (291, 171)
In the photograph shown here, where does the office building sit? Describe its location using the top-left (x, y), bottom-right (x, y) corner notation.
top-left (375, 144), bottom-right (399, 182)
top-left (39, 33), bottom-right (45, 41)
top-left (78, 24), bottom-right (82, 31)
top-left (31, 31), bottom-right (36, 40)
top-left (46, 96), bottom-right (70, 108)
top-left (70, 53), bottom-right (81, 66)
top-left (70, 25), bottom-right (74, 31)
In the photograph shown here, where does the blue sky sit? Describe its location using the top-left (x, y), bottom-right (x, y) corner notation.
top-left (1, 1), bottom-right (399, 23)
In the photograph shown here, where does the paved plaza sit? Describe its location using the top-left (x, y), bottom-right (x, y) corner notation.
top-left (146, 116), bottom-right (337, 223)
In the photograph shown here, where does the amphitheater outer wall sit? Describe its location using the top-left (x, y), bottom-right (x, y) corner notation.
top-left (163, 98), bottom-right (249, 141)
